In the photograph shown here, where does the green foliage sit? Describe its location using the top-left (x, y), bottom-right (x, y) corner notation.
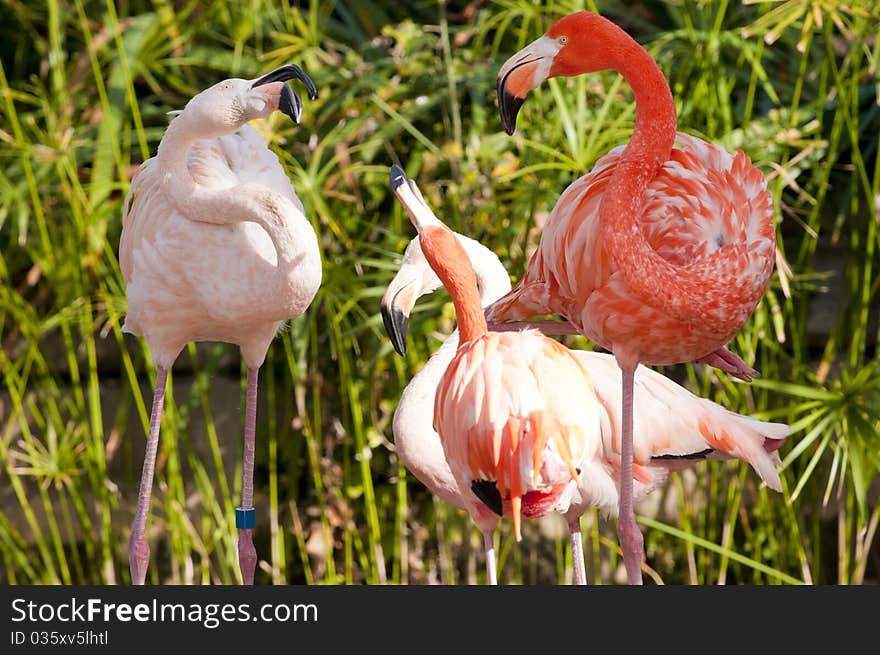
top-left (1, 0), bottom-right (877, 585)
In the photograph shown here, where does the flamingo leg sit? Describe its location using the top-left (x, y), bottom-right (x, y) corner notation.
top-left (482, 531), bottom-right (497, 585)
top-left (237, 366), bottom-right (259, 585)
top-left (568, 517), bottom-right (586, 586)
top-left (617, 363), bottom-right (644, 585)
top-left (129, 366), bottom-right (168, 585)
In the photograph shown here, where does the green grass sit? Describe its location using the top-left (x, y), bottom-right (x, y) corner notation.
top-left (1, 0), bottom-right (878, 585)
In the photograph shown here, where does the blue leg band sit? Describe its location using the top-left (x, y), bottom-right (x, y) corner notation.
top-left (235, 507), bottom-right (256, 529)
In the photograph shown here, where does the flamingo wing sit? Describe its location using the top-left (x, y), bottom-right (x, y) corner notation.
top-left (577, 352), bottom-right (788, 493)
top-left (213, 125), bottom-right (305, 210)
top-left (434, 331), bottom-right (602, 536)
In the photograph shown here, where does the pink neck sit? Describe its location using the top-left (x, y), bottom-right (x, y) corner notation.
top-left (419, 226), bottom-right (488, 344)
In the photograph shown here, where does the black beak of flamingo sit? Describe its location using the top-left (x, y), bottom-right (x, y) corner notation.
top-left (252, 64), bottom-right (319, 124)
top-left (381, 291), bottom-right (410, 357)
top-left (496, 35), bottom-right (562, 135)
top-left (382, 169), bottom-right (414, 357)
top-left (497, 74), bottom-right (527, 136)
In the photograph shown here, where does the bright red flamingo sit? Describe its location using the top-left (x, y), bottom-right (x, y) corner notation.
top-left (120, 65), bottom-right (320, 585)
top-left (490, 11), bottom-right (777, 584)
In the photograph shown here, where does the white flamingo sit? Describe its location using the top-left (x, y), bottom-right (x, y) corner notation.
top-left (382, 176), bottom-right (789, 585)
top-left (119, 65), bottom-right (321, 585)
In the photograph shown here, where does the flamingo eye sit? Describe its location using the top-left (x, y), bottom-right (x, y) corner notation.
top-left (223, 83), bottom-right (231, 90)
top-left (558, 35), bottom-right (569, 45)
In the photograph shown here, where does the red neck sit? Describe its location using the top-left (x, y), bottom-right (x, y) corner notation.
top-left (418, 225), bottom-right (487, 343)
top-left (551, 13), bottom-right (677, 168)
top-left (608, 27), bottom-right (676, 173)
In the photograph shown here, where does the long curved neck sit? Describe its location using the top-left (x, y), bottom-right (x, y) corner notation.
top-left (156, 114), bottom-right (301, 273)
top-left (419, 226), bottom-right (487, 343)
top-left (157, 116), bottom-right (199, 186)
top-left (596, 26), bottom-right (733, 341)
top-left (613, 38), bottom-right (677, 174)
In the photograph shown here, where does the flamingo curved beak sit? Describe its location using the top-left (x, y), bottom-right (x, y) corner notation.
top-left (383, 165), bottom-right (446, 356)
top-left (381, 282), bottom-right (413, 357)
top-left (252, 64), bottom-right (318, 124)
top-left (381, 166), bottom-right (422, 356)
top-left (497, 36), bottom-right (562, 135)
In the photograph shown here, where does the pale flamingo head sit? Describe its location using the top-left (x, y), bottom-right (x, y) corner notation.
top-left (381, 232), bottom-right (511, 356)
top-left (497, 11), bottom-right (627, 134)
top-left (175, 64), bottom-right (318, 139)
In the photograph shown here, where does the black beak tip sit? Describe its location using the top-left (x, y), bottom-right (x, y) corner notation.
top-left (471, 480), bottom-right (503, 517)
top-left (390, 165), bottom-right (408, 191)
top-left (253, 63), bottom-right (318, 103)
top-left (498, 88), bottom-right (524, 136)
top-left (278, 85), bottom-right (303, 124)
top-left (381, 303), bottom-right (409, 357)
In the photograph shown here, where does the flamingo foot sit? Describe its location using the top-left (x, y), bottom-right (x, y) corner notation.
top-left (617, 512), bottom-right (644, 586)
top-left (237, 527), bottom-right (257, 585)
top-left (128, 534), bottom-right (150, 585)
top-left (698, 347), bottom-right (759, 382)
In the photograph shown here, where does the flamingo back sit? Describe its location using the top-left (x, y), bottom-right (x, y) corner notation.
top-left (433, 329), bottom-right (602, 539)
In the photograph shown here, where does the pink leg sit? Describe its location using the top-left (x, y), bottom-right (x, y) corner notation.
top-left (129, 366), bottom-right (168, 585)
top-left (237, 367), bottom-right (259, 585)
top-left (568, 517), bottom-right (586, 586)
top-left (697, 347), bottom-right (759, 382)
top-left (617, 363), bottom-right (644, 585)
top-left (482, 531), bottom-right (497, 585)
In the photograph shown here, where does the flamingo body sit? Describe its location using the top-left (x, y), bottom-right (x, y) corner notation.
top-left (122, 125), bottom-right (320, 368)
top-left (493, 10), bottom-right (780, 583)
top-left (434, 328), bottom-right (599, 533)
top-left (119, 65), bottom-right (319, 585)
top-left (488, 133), bottom-right (775, 365)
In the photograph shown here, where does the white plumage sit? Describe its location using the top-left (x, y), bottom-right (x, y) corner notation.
top-left (119, 65), bottom-right (320, 585)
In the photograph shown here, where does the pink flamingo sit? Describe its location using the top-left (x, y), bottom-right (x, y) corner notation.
top-left (120, 65), bottom-right (320, 585)
top-left (382, 229), bottom-right (509, 584)
top-left (490, 11), bottom-right (777, 583)
top-left (390, 164), bottom-right (596, 560)
top-left (385, 167), bottom-right (787, 584)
